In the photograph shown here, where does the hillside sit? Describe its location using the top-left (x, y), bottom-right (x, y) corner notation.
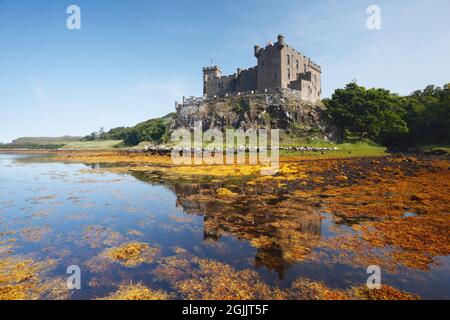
top-left (12, 136), bottom-right (82, 145)
top-left (89, 112), bottom-right (175, 146)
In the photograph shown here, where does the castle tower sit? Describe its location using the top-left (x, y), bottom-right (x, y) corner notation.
top-left (202, 66), bottom-right (222, 96)
top-left (203, 66), bottom-right (222, 82)
top-left (277, 34), bottom-right (285, 46)
top-left (201, 35), bottom-right (321, 103)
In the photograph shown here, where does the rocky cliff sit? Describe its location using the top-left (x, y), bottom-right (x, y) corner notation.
top-left (171, 89), bottom-right (334, 141)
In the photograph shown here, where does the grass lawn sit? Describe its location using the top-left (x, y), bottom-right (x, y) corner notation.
top-left (280, 139), bottom-right (387, 158)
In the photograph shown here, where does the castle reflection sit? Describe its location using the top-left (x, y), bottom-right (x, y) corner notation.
top-left (128, 170), bottom-right (325, 279)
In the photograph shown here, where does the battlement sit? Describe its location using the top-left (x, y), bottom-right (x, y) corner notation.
top-left (175, 95), bottom-right (205, 111)
top-left (202, 65), bottom-right (221, 73)
top-left (201, 35), bottom-right (322, 104)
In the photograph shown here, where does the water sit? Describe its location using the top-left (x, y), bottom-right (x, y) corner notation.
top-left (0, 153), bottom-right (448, 299)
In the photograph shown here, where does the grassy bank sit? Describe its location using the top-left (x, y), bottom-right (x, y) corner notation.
top-left (1, 135), bottom-right (387, 157)
top-left (281, 140), bottom-right (387, 157)
top-left (0, 139), bottom-right (122, 151)
top-left (60, 140), bottom-right (122, 150)
top-left (418, 144), bottom-right (450, 154)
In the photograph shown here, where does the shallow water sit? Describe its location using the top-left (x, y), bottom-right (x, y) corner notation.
top-left (0, 153), bottom-right (449, 299)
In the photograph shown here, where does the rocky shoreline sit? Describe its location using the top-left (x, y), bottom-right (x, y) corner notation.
top-left (119, 145), bottom-right (339, 156)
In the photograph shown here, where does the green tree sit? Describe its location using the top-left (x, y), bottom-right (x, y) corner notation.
top-left (401, 84), bottom-right (450, 145)
top-left (138, 119), bottom-right (167, 142)
top-left (324, 83), bottom-right (408, 144)
top-left (122, 128), bottom-right (140, 146)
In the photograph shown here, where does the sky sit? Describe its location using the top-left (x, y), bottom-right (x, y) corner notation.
top-left (0, 0), bottom-right (449, 143)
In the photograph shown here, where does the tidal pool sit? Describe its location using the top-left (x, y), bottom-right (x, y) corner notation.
top-left (0, 153), bottom-right (449, 299)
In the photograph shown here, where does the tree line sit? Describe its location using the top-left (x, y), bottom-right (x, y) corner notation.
top-left (82, 83), bottom-right (449, 150)
top-left (324, 83), bottom-right (449, 149)
top-left (83, 113), bottom-right (175, 146)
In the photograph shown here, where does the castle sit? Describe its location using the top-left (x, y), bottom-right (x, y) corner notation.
top-left (202, 35), bottom-right (321, 103)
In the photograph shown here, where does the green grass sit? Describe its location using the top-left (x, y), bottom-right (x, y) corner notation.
top-left (417, 144), bottom-right (450, 154)
top-left (280, 139), bottom-right (387, 158)
top-left (159, 131), bottom-right (387, 158)
top-left (327, 141), bottom-right (386, 157)
top-left (61, 140), bottom-right (122, 150)
top-left (0, 139), bottom-right (122, 150)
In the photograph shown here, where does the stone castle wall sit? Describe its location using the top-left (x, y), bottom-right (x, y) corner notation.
top-left (202, 35), bottom-right (322, 103)
top-left (203, 67), bottom-right (257, 97)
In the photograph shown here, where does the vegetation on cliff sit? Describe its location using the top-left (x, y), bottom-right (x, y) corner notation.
top-left (171, 90), bottom-right (330, 142)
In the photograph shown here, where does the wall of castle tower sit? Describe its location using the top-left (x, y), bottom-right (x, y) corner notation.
top-left (204, 67), bottom-right (258, 97)
top-left (280, 45), bottom-right (310, 88)
top-left (280, 45), bottom-right (322, 103)
top-left (202, 36), bottom-right (322, 103)
top-left (235, 67), bottom-right (257, 92)
top-left (287, 72), bottom-right (321, 103)
top-left (301, 68), bottom-right (321, 103)
top-left (310, 69), bottom-right (321, 102)
top-left (204, 74), bottom-right (236, 97)
top-left (300, 78), bottom-right (320, 103)
top-left (256, 44), bottom-right (282, 90)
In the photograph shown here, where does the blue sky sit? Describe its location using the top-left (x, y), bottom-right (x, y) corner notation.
top-left (0, 0), bottom-right (449, 143)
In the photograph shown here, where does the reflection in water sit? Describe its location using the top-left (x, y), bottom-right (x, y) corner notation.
top-left (1, 153), bottom-right (449, 299)
top-left (129, 170), bottom-right (327, 279)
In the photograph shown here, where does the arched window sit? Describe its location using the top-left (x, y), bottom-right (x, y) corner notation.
top-left (287, 69), bottom-right (291, 80)
top-left (287, 55), bottom-right (290, 65)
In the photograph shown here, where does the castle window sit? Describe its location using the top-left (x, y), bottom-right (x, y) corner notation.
top-left (296, 60), bottom-right (299, 69)
top-left (304, 65), bottom-right (307, 73)
top-left (287, 55), bottom-right (290, 65)
top-left (287, 69), bottom-right (291, 80)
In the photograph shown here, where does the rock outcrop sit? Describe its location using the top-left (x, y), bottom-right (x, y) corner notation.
top-left (171, 89), bottom-right (334, 140)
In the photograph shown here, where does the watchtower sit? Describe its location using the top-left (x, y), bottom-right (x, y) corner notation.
top-left (203, 66), bottom-right (222, 82)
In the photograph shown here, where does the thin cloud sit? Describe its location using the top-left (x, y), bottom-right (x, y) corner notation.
top-left (125, 76), bottom-right (193, 98)
top-left (32, 81), bottom-right (50, 121)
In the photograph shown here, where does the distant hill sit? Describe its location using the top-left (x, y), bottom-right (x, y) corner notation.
top-left (3, 113), bottom-right (176, 149)
top-left (87, 113), bottom-right (176, 146)
top-left (12, 136), bottom-right (82, 145)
